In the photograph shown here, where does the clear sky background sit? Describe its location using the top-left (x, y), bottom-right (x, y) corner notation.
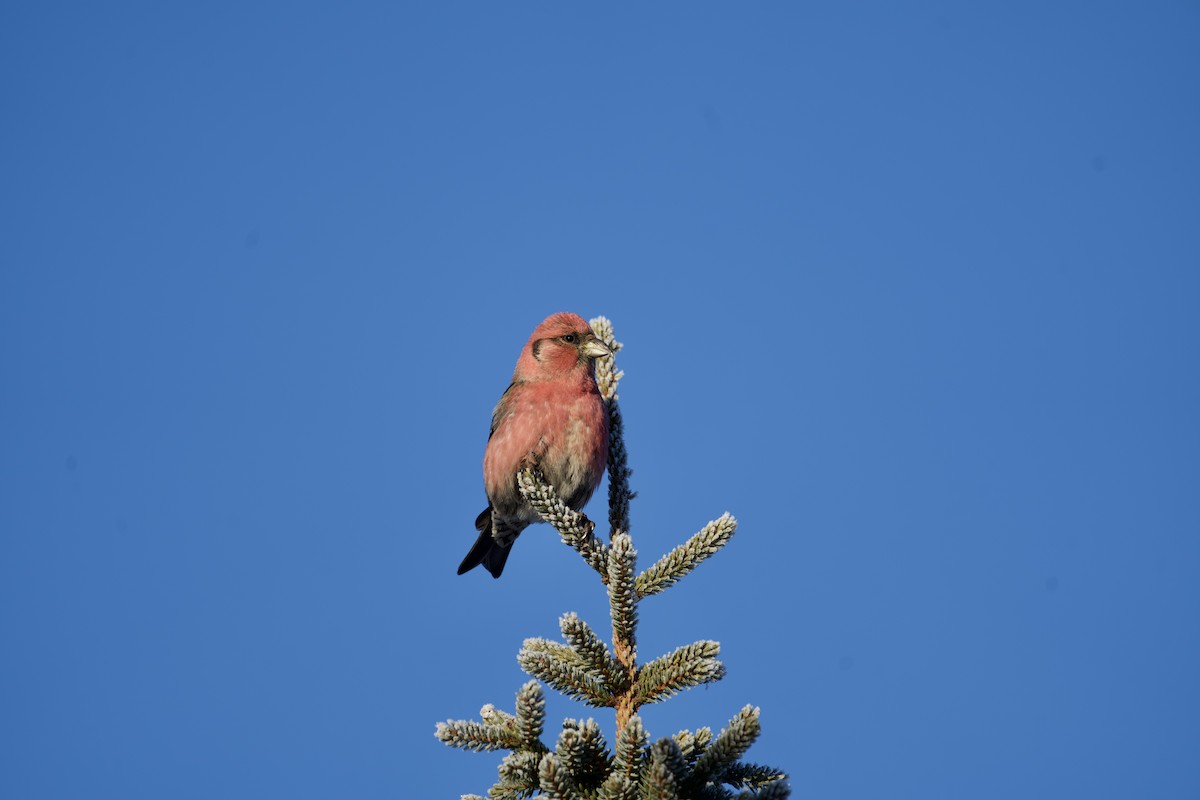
top-left (2, 3), bottom-right (1198, 799)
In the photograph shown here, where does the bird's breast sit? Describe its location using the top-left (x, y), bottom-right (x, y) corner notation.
top-left (483, 381), bottom-right (608, 512)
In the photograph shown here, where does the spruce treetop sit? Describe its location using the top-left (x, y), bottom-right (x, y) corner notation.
top-left (437, 317), bottom-right (790, 800)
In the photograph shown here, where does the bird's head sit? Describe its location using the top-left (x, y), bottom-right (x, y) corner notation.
top-left (515, 312), bottom-right (612, 380)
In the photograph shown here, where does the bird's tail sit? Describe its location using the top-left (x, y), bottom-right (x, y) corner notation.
top-left (457, 507), bottom-right (512, 578)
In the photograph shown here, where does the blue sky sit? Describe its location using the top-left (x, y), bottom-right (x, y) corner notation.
top-left (2, 3), bottom-right (1198, 798)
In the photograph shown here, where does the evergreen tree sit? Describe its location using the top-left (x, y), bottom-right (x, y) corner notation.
top-left (436, 317), bottom-right (790, 800)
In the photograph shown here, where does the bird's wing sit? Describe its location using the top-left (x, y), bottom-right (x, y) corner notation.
top-left (489, 380), bottom-right (520, 440)
top-left (483, 380), bottom-right (548, 511)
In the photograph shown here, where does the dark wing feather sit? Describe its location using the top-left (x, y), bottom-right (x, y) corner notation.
top-left (489, 381), bottom-right (521, 440)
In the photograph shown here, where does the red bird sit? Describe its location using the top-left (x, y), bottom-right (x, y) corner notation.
top-left (458, 312), bottom-right (611, 578)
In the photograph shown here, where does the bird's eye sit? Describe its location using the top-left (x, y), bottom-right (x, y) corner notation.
top-left (561, 333), bottom-right (577, 344)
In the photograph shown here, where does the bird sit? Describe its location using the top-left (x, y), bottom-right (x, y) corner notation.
top-left (458, 312), bottom-right (611, 578)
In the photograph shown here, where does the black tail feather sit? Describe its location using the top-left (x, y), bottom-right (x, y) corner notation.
top-left (457, 507), bottom-right (512, 578)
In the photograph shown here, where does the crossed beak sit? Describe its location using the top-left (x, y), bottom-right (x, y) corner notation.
top-left (581, 336), bottom-right (612, 359)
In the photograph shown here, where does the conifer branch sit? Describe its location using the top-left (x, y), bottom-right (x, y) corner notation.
top-left (689, 706), bottom-right (762, 787)
top-left (479, 704), bottom-right (517, 732)
top-left (588, 316), bottom-right (623, 404)
top-left (556, 720), bottom-right (612, 792)
top-left (603, 400), bottom-right (633, 538)
top-left (721, 763), bottom-right (790, 789)
top-left (607, 533), bottom-right (638, 649)
top-left (733, 780), bottom-right (791, 800)
top-left (597, 774), bottom-right (634, 800)
top-left (606, 714), bottom-right (646, 797)
top-left (652, 737), bottom-right (691, 786)
top-left (606, 532), bottom-right (640, 729)
top-left (518, 638), bottom-right (590, 671)
top-left (597, 719), bottom-right (641, 799)
top-left (518, 639), bottom-right (615, 707)
top-left (435, 719), bottom-right (522, 752)
top-left (554, 727), bottom-right (587, 785)
top-left (674, 729), bottom-right (699, 766)
top-left (514, 680), bottom-right (547, 751)
top-left (517, 468), bottom-right (609, 579)
top-left (435, 684), bottom-right (553, 798)
top-left (673, 725), bottom-right (712, 769)
top-left (560, 612), bottom-right (627, 692)
top-left (636, 641), bottom-right (725, 705)
top-left (491, 751), bottom-right (542, 799)
top-left (590, 316), bottom-right (634, 538)
top-left (576, 720), bottom-right (614, 783)
top-left (636, 513), bottom-right (737, 598)
top-left (538, 752), bottom-right (582, 800)
top-left (644, 743), bottom-right (682, 800)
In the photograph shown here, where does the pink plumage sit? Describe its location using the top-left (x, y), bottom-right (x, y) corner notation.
top-left (458, 313), bottom-right (611, 578)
